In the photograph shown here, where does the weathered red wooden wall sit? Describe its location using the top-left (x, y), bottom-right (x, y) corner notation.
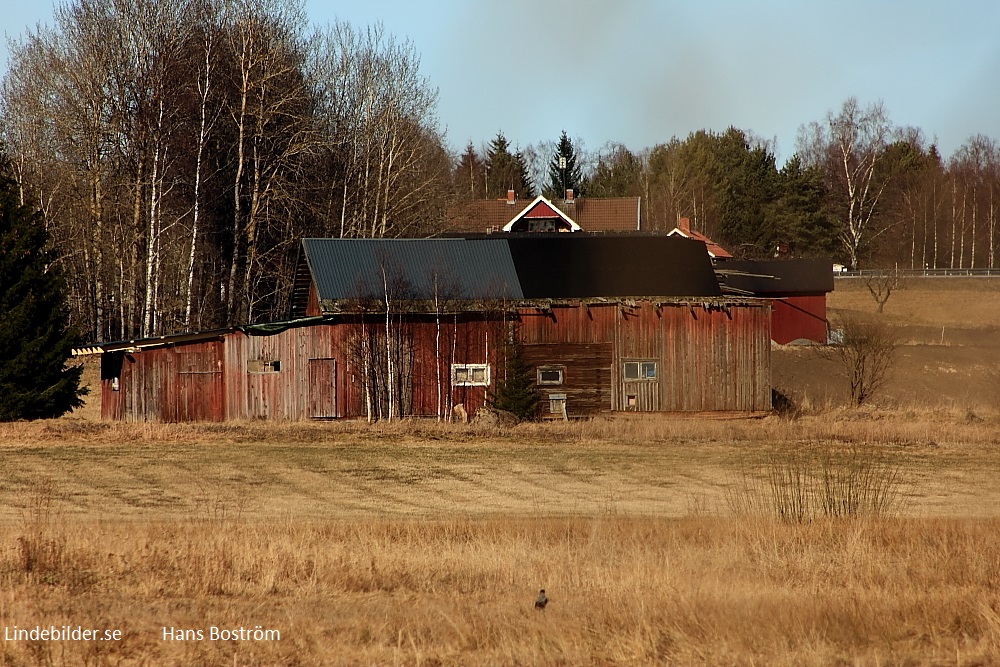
top-left (771, 296), bottom-right (827, 344)
top-left (101, 301), bottom-right (771, 421)
top-left (102, 340), bottom-right (226, 422)
top-left (517, 300), bottom-right (771, 413)
top-left (103, 316), bottom-right (504, 421)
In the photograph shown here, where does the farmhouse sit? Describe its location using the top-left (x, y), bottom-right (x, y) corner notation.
top-left (445, 191), bottom-right (641, 233)
top-left (86, 234), bottom-right (772, 422)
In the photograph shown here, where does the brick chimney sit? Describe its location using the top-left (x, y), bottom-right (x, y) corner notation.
top-left (506, 189), bottom-right (516, 205)
top-left (678, 217), bottom-right (691, 234)
top-left (565, 189), bottom-right (575, 203)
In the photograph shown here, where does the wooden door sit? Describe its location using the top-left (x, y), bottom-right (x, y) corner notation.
top-left (308, 358), bottom-right (338, 418)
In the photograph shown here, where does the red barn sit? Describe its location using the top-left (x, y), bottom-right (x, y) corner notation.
top-left (717, 258), bottom-right (834, 345)
top-left (85, 235), bottom-right (772, 421)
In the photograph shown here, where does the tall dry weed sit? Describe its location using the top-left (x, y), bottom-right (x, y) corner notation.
top-left (727, 443), bottom-right (907, 522)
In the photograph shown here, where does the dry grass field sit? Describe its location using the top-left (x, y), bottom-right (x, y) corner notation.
top-left (3, 277), bottom-right (1000, 666)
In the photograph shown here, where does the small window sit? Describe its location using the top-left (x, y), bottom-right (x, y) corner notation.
top-left (537, 366), bottom-right (564, 385)
top-left (623, 360), bottom-right (657, 381)
top-left (452, 363), bottom-right (490, 387)
top-left (248, 359), bottom-right (281, 374)
top-left (548, 393), bottom-right (567, 415)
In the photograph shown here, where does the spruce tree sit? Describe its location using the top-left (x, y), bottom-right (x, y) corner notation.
top-left (0, 159), bottom-right (86, 420)
top-left (545, 130), bottom-right (585, 199)
top-left (485, 132), bottom-right (534, 199)
top-left (487, 335), bottom-right (539, 421)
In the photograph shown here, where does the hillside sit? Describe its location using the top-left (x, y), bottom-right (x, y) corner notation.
top-left (773, 276), bottom-right (1000, 410)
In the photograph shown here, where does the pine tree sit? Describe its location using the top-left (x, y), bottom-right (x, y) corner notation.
top-left (0, 158), bottom-right (86, 421)
top-left (545, 130), bottom-right (585, 199)
top-left (487, 335), bottom-right (539, 421)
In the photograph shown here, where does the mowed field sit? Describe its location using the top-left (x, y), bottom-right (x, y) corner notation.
top-left (3, 277), bottom-right (1000, 666)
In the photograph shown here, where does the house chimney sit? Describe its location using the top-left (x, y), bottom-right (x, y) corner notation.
top-left (678, 217), bottom-right (691, 234)
top-left (506, 189), bottom-right (516, 204)
top-left (565, 189), bottom-right (574, 203)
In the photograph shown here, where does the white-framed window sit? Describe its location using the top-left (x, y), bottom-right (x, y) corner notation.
top-left (451, 363), bottom-right (490, 387)
top-left (623, 360), bottom-right (657, 381)
top-left (247, 359), bottom-right (281, 374)
top-left (536, 366), bottom-right (565, 385)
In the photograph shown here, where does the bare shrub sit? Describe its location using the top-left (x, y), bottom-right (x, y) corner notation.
top-left (823, 313), bottom-right (901, 407)
top-left (727, 444), bottom-right (907, 522)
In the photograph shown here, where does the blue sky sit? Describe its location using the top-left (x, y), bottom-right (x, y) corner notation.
top-left (3, 0), bottom-right (999, 164)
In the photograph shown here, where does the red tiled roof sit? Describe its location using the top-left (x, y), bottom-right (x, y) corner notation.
top-left (667, 227), bottom-right (733, 259)
top-left (444, 196), bottom-right (641, 233)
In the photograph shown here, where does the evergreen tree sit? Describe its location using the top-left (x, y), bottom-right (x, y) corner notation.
top-left (485, 132), bottom-right (534, 199)
top-left (545, 130), bottom-right (585, 198)
top-left (487, 335), bottom-right (539, 421)
top-left (773, 155), bottom-right (839, 255)
top-left (0, 158), bottom-right (86, 421)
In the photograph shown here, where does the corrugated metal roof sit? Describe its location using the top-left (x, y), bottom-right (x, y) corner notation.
top-left (301, 238), bottom-right (524, 301)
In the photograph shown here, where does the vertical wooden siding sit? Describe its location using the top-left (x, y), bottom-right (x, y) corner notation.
top-left (101, 341), bottom-right (225, 422)
top-left (102, 302), bottom-right (770, 421)
top-left (518, 301), bottom-right (771, 412)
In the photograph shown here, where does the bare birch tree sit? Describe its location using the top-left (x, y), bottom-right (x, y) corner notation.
top-left (797, 97), bottom-right (895, 269)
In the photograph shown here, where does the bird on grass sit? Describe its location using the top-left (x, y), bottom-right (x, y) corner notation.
top-left (534, 589), bottom-right (548, 611)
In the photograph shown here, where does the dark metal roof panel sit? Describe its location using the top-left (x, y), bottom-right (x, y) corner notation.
top-left (301, 238), bottom-right (524, 301)
top-left (719, 258), bottom-right (835, 296)
top-left (503, 234), bottom-right (723, 298)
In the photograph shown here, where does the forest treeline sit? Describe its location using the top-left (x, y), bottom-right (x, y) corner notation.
top-left (2, 0), bottom-right (998, 342)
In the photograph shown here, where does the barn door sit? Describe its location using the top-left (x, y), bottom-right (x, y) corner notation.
top-left (620, 359), bottom-right (660, 412)
top-left (307, 358), bottom-right (338, 418)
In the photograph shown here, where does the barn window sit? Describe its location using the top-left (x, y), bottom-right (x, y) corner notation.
top-left (623, 360), bottom-right (657, 381)
top-left (452, 363), bottom-right (490, 387)
top-left (247, 359), bottom-right (281, 374)
top-left (548, 393), bottom-right (567, 416)
top-left (537, 366), bottom-right (564, 385)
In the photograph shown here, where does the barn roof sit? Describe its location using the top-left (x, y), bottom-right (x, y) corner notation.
top-left (717, 258), bottom-right (834, 296)
top-left (294, 234), bottom-right (723, 315)
top-left (300, 238), bottom-right (524, 302)
top-left (503, 234), bottom-right (722, 298)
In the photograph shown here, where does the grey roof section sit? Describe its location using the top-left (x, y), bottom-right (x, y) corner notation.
top-left (301, 238), bottom-right (524, 302)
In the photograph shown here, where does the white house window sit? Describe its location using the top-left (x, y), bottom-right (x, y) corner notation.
top-left (247, 359), bottom-right (281, 374)
top-left (537, 366), bottom-right (564, 385)
top-left (623, 360), bottom-right (657, 381)
top-left (452, 363), bottom-right (490, 387)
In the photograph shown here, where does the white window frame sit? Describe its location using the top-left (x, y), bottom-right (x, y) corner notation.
top-left (623, 360), bottom-right (657, 381)
top-left (451, 363), bottom-right (490, 387)
top-left (536, 366), bottom-right (565, 386)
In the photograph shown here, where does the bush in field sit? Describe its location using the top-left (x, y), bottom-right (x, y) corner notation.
top-left (824, 313), bottom-right (900, 407)
top-left (727, 444), bottom-right (906, 522)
